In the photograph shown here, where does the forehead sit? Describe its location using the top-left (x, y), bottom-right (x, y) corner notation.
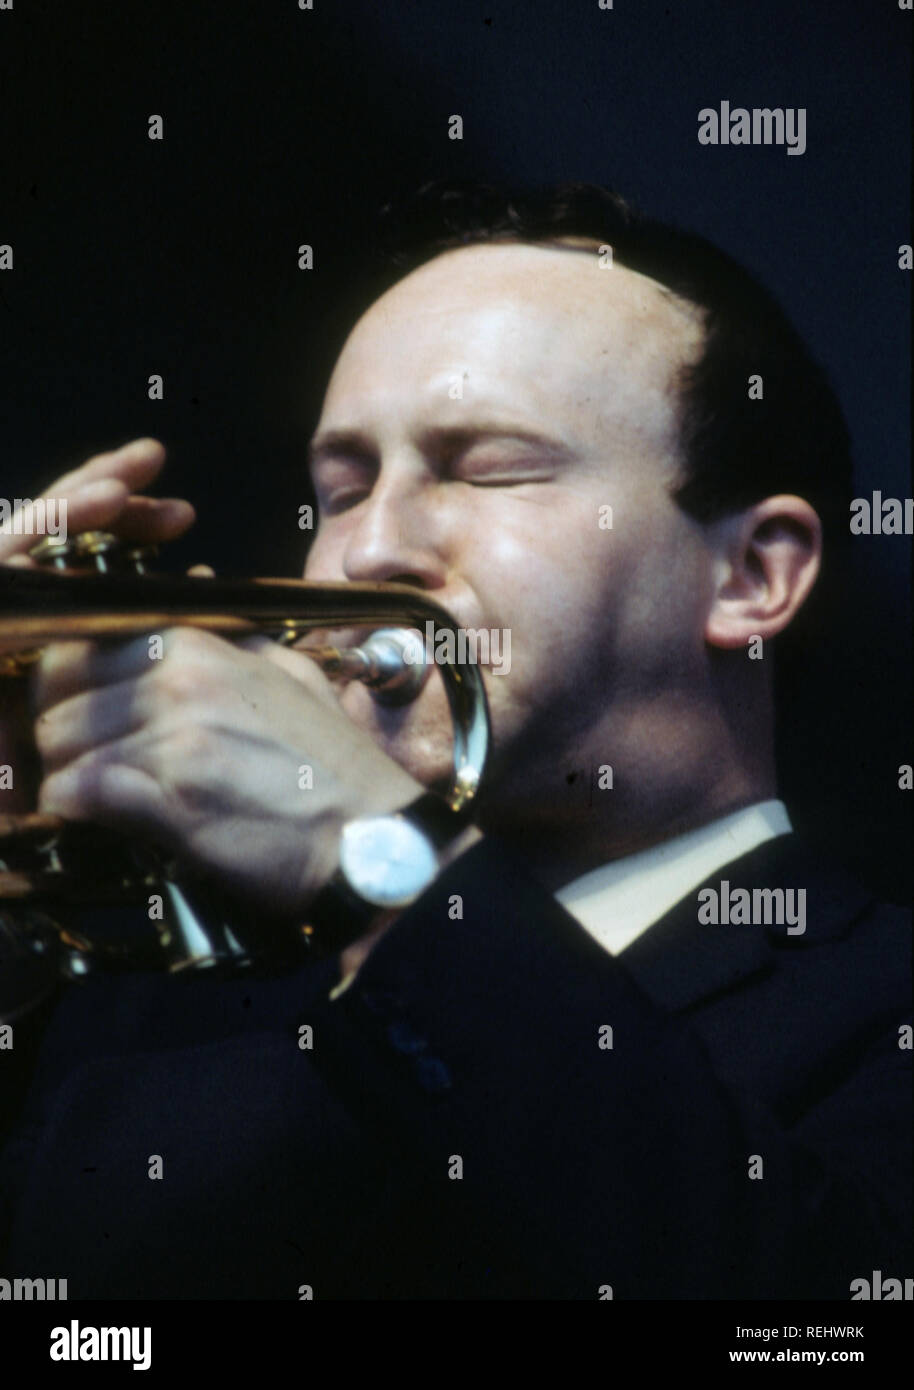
top-left (321, 242), bottom-right (705, 449)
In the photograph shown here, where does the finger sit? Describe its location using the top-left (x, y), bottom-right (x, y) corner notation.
top-left (237, 634), bottom-right (339, 702)
top-left (1, 492), bottom-right (196, 565)
top-left (1, 439), bottom-right (172, 562)
top-left (37, 723), bottom-right (228, 851)
top-left (0, 439), bottom-right (173, 558)
top-left (94, 495), bottom-right (196, 544)
top-left (39, 757), bottom-right (170, 838)
top-left (34, 676), bottom-right (149, 772)
top-left (0, 478), bottom-right (128, 561)
top-left (51, 437), bottom-right (167, 494)
top-left (33, 626), bottom-right (231, 712)
top-left (33, 635), bottom-right (165, 712)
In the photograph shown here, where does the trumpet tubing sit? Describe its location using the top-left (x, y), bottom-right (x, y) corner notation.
top-left (0, 563), bottom-right (489, 811)
top-left (0, 535), bottom-right (490, 993)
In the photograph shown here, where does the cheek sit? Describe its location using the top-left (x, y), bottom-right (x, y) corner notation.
top-left (471, 494), bottom-right (705, 706)
top-left (463, 493), bottom-right (588, 599)
top-left (600, 517), bottom-right (710, 681)
top-left (463, 499), bottom-right (609, 650)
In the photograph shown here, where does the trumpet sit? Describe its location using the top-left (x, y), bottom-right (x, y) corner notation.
top-left (0, 532), bottom-right (490, 1009)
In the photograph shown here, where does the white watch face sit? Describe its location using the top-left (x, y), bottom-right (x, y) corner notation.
top-left (339, 815), bottom-right (439, 908)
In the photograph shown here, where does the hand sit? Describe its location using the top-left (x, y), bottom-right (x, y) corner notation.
top-left (0, 437), bottom-right (194, 567)
top-left (1, 439), bottom-right (194, 810)
top-left (32, 628), bottom-right (424, 917)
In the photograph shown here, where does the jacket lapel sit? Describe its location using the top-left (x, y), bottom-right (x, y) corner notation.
top-left (617, 834), bottom-right (874, 1013)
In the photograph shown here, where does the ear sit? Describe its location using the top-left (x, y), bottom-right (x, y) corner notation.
top-left (704, 496), bottom-right (822, 651)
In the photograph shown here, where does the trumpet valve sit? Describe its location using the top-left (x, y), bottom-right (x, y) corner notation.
top-left (30, 531), bottom-right (157, 574)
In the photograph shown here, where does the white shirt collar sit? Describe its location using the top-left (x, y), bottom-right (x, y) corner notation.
top-left (554, 799), bottom-right (792, 956)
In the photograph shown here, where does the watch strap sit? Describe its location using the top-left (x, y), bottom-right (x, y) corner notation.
top-left (305, 791), bottom-right (472, 953)
top-left (397, 790), bottom-right (473, 851)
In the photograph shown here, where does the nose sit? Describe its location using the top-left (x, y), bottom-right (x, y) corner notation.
top-left (341, 473), bottom-right (447, 590)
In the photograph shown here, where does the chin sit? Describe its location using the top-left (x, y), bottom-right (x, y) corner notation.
top-left (339, 681), bottom-right (455, 789)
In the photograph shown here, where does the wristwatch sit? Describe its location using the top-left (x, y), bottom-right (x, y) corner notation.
top-left (306, 792), bottom-right (472, 952)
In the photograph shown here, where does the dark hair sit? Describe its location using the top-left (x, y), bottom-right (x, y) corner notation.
top-left (372, 180), bottom-right (853, 567)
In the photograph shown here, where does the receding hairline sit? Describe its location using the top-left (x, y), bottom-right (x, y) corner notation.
top-left (364, 234), bottom-right (709, 347)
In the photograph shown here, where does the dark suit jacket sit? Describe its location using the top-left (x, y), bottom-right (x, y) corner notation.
top-left (0, 833), bottom-right (910, 1299)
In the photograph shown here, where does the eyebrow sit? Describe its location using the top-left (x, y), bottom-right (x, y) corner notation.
top-left (307, 423), bottom-right (577, 473)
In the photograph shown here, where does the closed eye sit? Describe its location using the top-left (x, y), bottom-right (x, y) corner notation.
top-left (451, 457), bottom-right (557, 487)
top-left (311, 455), bottom-right (376, 515)
top-left (319, 486), bottom-right (371, 515)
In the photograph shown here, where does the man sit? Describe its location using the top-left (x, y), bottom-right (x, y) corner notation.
top-left (0, 185), bottom-right (909, 1299)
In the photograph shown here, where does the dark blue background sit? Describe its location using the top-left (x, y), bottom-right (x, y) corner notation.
top-left (1, 0), bottom-right (910, 895)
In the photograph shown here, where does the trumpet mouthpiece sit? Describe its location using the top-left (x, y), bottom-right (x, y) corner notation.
top-left (348, 627), bottom-right (429, 705)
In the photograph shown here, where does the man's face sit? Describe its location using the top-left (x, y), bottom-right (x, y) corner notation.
top-left (305, 242), bottom-right (713, 821)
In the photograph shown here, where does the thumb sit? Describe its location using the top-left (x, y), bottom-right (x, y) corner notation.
top-left (238, 634), bottom-right (341, 704)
